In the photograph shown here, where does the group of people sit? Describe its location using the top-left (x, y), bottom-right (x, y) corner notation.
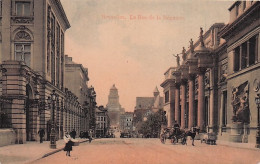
top-left (37, 128), bottom-right (92, 157)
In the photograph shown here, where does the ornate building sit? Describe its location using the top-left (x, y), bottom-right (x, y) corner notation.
top-left (0, 0), bottom-right (90, 146)
top-left (161, 1), bottom-right (260, 145)
top-left (106, 84), bottom-right (125, 129)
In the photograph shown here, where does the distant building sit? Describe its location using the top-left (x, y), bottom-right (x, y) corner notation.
top-left (120, 112), bottom-right (133, 132)
top-left (95, 106), bottom-right (110, 138)
top-left (133, 87), bottom-right (163, 132)
top-left (64, 55), bottom-right (89, 135)
top-left (106, 84), bottom-right (125, 129)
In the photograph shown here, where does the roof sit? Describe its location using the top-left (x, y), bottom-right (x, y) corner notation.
top-left (153, 86), bottom-right (159, 93)
top-left (136, 97), bottom-right (154, 109)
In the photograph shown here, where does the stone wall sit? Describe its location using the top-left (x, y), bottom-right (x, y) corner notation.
top-left (0, 129), bottom-right (16, 147)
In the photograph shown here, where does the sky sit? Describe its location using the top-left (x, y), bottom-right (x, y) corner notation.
top-left (60, 0), bottom-right (233, 112)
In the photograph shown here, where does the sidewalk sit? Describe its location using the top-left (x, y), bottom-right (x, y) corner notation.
top-left (216, 140), bottom-right (260, 151)
top-left (0, 138), bottom-right (89, 164)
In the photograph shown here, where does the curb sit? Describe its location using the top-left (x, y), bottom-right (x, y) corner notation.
top-left (41, 139), bottom-right (89, 159)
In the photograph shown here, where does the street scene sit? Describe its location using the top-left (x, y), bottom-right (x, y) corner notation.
top-left (0, 0), bottom-right (260, 164)
top-left (31, 138), bottom-right (260, 164)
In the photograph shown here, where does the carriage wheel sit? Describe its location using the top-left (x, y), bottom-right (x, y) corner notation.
top-left (181, 137), bottom-right (186, 145)
top-left (171, 136), bottom-right (176, 144)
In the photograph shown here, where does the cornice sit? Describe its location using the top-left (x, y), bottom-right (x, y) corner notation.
top-left (219, 2), bottom-right (260, 40)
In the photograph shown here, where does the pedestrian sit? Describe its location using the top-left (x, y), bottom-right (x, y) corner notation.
top-left (38, 128), bottom-right (45, 143)
top-left (89, 130), bottom-right (92, 143)
top-left (64, 132), bottom-right (73, 156)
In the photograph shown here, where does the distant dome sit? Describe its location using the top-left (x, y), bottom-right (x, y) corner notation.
top-left (111, 84), bottom-right (117, 90)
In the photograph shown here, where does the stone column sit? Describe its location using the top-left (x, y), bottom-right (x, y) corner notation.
top-left (175, 85), bottom-right (180, 125)
top-left (209, 68), bottom-right (215, 132)
top-left (188, 75), bottom-right (195, 129)
top-left (180, 82), bottom-right (186, 129)
top-left (198, 70), bottom-right (205, 131)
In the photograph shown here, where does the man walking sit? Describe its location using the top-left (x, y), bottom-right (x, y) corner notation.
top-left (38, 128), bottom-right (45, 143)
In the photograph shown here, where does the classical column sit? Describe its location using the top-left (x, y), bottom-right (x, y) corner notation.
top-left (175, 85), bottom-right (180, 125)
top-left (188, 75), bottom-right (195, 129)
top-left (209, 68), bottom-right (215, 132)
top-left (198, 70), bottom-right (205, 131)
top-left (256, 35), bottom-right (259, 63)
top-left (180, 81), bottom-right (186, 129)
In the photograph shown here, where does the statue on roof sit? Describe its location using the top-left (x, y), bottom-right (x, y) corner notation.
top-left (172, 54), bottom-right (180, 67)
top-left (182, 47), bottom-right (187, 61)
top-left (189, 39), bottom-right (194, 53)
top-left (200, 27), bottom-right (205, 47)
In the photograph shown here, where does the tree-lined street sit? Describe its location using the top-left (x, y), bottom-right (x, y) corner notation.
top-left (31, 138), bottom-right (260, 164)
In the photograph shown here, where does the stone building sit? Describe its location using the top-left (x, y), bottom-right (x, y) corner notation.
top-left (95, 106), bottom-right (110, 138)
top-left (120, 112), bottom-right (133, 132)
top-left (106, 84), bottom-right (125, 129)
top-left (64, 55), bottom-right (89, 134)
top-left (0, 0), bottom-right (70, 145)
top-left (161, 1), bottom-right (260, 145)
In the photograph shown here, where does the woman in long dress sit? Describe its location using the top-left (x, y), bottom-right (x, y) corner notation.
top-left (64, 132), bottom-right (73, 156)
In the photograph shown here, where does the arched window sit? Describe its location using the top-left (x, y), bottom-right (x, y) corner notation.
top-left (14, 30), bottom-right (32, 66)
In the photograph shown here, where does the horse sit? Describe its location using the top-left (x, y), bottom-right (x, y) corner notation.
top-left (182, 127), bottom-right (200, 146)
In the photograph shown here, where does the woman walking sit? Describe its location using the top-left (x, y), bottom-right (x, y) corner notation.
top-left (64, 132), bottom-right (73, 156)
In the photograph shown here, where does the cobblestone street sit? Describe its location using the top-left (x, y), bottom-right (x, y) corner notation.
top-left (30, 138), bottom-right (260, 164)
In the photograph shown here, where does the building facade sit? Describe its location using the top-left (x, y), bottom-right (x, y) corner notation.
top-left (0, 0), bottom-right (70, 145)
top-left (95, 106), bottom-right (110, 138)
top-left (64, 55), bottom-right (89, 134)
top-left (120, 112), bottom-right (133, 132)
top-left (161, 1), bottom-right (260, 145)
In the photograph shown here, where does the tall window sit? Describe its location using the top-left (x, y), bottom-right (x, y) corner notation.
top-left (15, 44), bottom-right (31, 66)
top-left (241, 42), bottom-right (247, 69)
top-left (249, 35), bottom-right (257, 66)
top-left (15, 1), bottom-right (30, 16)
top-left (222, 91), bottom-right (227, 126)
top-left (234, 47), bottom-right (240, 72)
top-left (165, 91), bottom-right (169, 103)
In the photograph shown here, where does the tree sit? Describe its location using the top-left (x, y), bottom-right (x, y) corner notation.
top-left (138, 110), bottom-right (163, 138)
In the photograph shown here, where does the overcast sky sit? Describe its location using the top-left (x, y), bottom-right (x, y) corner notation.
top-left (60, 0), bottom-right (233, 112)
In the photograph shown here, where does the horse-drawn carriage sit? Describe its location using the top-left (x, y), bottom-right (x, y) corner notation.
top-left (160, 127), bottom-right (200, 146)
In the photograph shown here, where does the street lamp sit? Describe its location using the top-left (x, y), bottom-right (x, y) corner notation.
top-left (48, 90), bottom-right (57, 149)
top-left (255, 93), bottom-right (260, 148)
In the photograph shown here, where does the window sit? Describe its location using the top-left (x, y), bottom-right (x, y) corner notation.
top-left (165, 91), bottom-right (169, 103)
top-left (15, 44), bottom-right (31, 66)
top-left (249, 35), bottom-right (257, 66)
top-left (243, 1), bottom-right (246, 11)
top-left (222, 91), bottom-right (227, 126)
top-left (241, 42), bottom-right (247, 69)
top-left (16, 1), bottom-right (30, 16)
top-left (234, 47), bottom-right (240, 72)
top-left (235, 5), bottom-right (239, 16)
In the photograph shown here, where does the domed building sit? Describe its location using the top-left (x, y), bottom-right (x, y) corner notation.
top-left (106, 84), bottom-right (125, 129)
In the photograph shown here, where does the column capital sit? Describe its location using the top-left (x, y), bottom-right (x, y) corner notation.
top-left (197, 67), bottom-right (207, 75)
top-left (188, 74), bottom-right (196, 80)
top-left (181, 79), bottom-right (188, 85)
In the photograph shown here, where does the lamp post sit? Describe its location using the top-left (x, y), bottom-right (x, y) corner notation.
top-left (255, 93), bottom-right (260, 148)
top-left (48, 90), bottom-right (57, 149)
